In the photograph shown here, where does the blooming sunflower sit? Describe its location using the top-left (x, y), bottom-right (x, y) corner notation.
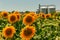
top-left (29, 12), bottom-right (36, 16)
top-left (23, 14), bottom-right (35, 25)
top-left (29, 12), bottom-right (37, 19)
top-left (2, 26), bottom-right (16, 38)
top-left (16, 14), bottom-right (21, 21)
top-left (41, 13), bottom-right (46, 18)
top-left (8, 14), bottom-right (17, 23)
top-left (20, 25), bottom-right (36, 40)
top-left (39, 12), bottom-right (44, 17)
top-left (13, 12), bottom-right (21, 21)
top-left (35, 14), bottom-right (40, 19)
top-left (46, 13), bottom-right (51, 18)
top-left (1, 11), bottom-right (8, 18)
top-left (13, 11), bottom-right (20, 14)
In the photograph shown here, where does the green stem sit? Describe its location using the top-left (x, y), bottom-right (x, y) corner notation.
top-left (5, 38), bottom-right (11, 40)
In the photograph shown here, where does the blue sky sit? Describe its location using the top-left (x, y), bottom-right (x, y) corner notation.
top-left (0, 0), bottom-right (60, 12)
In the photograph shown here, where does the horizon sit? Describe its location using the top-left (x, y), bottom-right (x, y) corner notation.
top-left (0, 0), bottom-right (60, 12)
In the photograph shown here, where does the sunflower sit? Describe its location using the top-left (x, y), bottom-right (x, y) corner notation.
top-left (36, 14), bottom-right (40, 18)
top-left (41, 13), bottom-right (46, 18)
top-left (16, 14), bottom-right (21, 21)
top-left (8, 14), bottom-right (17, 23)
top-left (23, 14), bottom-right (35, 25)
top-left (1, 11), bottom-right (8, 18)
top-left (28, 13), bottom-right (38, 20)
top-left (13, 12), bottom-right (21, 21)
top-left (13, 11), bottom-right (20, 14)
top-left (39, 12), bottom-right (44, 17)
top-left (29, 12), bottom-right (36, 16)
top-left (20, 25), bottom-right (36, 40)
top-left (2, 26), bottom-right (16, 38)
top-left (46, 13), bottom-right (51, 18)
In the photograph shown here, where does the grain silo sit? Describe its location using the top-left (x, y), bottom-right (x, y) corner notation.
top-left (36, 4), bottom-right (56, 14)
top-left (48, 5), bottom-right (56, 13)
top-left (40, 5), bottom-right (48, 14)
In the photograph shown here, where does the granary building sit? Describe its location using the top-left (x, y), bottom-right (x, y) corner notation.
top-left (36, 4), bottom-right (56, 14)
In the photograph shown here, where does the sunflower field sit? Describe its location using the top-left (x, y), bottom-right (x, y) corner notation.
top-left (0, 11), bottom-right (60, 40)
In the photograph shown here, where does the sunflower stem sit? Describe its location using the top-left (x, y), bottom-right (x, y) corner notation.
top-left (5, 38), bottom-right (11, 40)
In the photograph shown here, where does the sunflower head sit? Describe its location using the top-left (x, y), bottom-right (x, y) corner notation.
top-left (23, 14), bottom-right (35, 25)
top-left (35, 14), bottom-right (40, 19)
top-left (39, 13), bottom-right (44, 17)
top-left (28, 13), bottom-right (38, 20)
top-left (2, 26), bottom-right (16, 38)
top-left (29, 12), bottom-right (36, 16)
top-left (1, 11), bottom-right (8, 18)
top-left (8, 14), bottom-right (17, 24)
top-left (41, 13), bottom-right (46, 18)
top-left (13, 11), bottom-right (20, 14)
top-left (20, 25), bottom-right (36, 40)
top-left (16, 14), bottom-right (21, 21)
top-left (14, 13), bottom-right (21, 21)
top-left (46, 13), bottom-right (51, 18)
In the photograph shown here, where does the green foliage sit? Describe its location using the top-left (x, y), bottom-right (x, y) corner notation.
top-left (0, 13), bottom-right (60, 40)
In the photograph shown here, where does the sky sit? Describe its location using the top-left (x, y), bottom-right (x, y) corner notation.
top-left (0, 0), bottom-right (60, 12)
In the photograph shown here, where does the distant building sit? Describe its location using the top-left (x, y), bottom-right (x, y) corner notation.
top-left (36, 4), bottom-right (56, 14)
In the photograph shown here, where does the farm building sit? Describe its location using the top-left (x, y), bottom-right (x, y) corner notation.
top-left (36, 4), bottom-right (56, 14)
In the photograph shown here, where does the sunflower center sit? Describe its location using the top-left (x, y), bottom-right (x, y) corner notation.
top-left (3, 13), bottom-right (8, 17)
top-left (24, 28), bottom-right (32, 36)
top-left (10, 15), bottom-right (16, 21)
top-left (42, 15), bottom-right (44, 17)
top-left (5, 28), bottom-right (12, 35)
top-left (25, 16), bottom-right (32, 23)
top-left (46, 15), bottom-right (49, 18)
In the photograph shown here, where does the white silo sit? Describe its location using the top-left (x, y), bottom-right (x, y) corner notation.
top-left (40, 5), bottom-right (48, 14)
top-left (48, 5), bottom-right (56, 13)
